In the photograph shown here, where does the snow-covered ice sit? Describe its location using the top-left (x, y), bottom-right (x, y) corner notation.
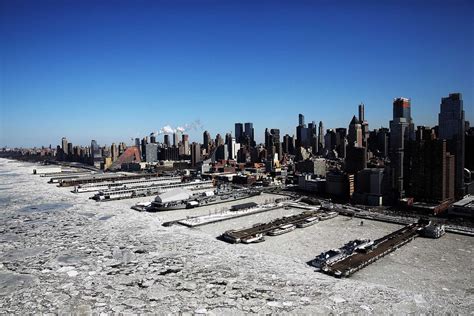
top-left (0, 158), bottom-right (473, 314)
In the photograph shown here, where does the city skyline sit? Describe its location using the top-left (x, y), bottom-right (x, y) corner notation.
top-left (1, 2), bottom-right (473, 313)
top-left (1, 93), bottom-right (471, 148)
top-left (1, 0), bottom-right (473, 147)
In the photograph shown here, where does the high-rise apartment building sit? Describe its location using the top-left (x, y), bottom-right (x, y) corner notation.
top-left (389, 97), bottom-right (415, 200)
top-left (145, 143), bottom-right (158, 163)
top-left (438, 93), bottom-right (465, 198)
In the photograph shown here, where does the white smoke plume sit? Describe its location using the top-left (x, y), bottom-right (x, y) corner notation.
top-left (159, 125), bottom-right (175, 134)
top-left (157, 119), bottom-right (204, 135)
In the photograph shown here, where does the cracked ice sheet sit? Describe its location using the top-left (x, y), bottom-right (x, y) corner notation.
top-left (0, 158), bottom-right (472, 314)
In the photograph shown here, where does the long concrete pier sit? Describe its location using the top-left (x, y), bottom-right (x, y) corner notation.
top-left (322, 223), bottom-right (422, 278)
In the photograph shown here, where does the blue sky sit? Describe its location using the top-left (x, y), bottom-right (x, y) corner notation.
top-left (1, 0), bottom-right (473, 147)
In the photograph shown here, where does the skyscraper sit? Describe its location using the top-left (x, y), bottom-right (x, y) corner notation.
top-left (389, 97), bottom-right (415, 200)
top-left (324, 129), bottom-right (337, 151)
top-left (173, 132), bottom-right (180, 147)
top-left (244, 122), bottom-right (255, 147)
top-left (182, 134), bottom-right (190, 155)
top-left (141, 137), bottom-right (147, 160)
top-left (283, 134), bottom-right (295, 155)
top-left (308, 121), bottom-right (318, 154)
top-left (203, 130), bottom-right (211, 150)
top-left (335, 128), bottom-right (347, 158)
top-left (438, 93), bottom-right (465, 198)
top-left (67, 142), bottom-right (73, 159)
top-left (348, 116), bottom-right (363, 147)
top-left (145, 143), bottom-right (158, 163)
top-left (215, 133), bottom-right (224, 146)
top-left (318, 121), bottom-right (324, 154)
top-left (191, 142), bottom-right (201, 167)
top-left (265, 128), bottom-right (282, 160)
top-left (359, 103), bottom-right (369, 146)
top-left (111, 143), bottom-right (118, 161)
top-left (298, 113), bottom-right (305, 126)
top-left (296, 114), bottom-right (309, 148)
top-left (163, 134), bottom-right (170, 147)
top-left (150, 133), bottom-right (157, 144)
top-left (407, 138), bottom-right (455, 202)
top-left (226, 134), bottom-right (237, 160)
top-left (235, 123), bottom-right (243, 144)
top-left (91, 139), bottom-right (102, 168)
top-left (358, 103), bottom-right (365, 122)
top-left (61, 137), bottom-right (68, 159)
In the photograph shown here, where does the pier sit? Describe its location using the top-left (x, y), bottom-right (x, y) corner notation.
top-left (57, 173), bottom-right (163, 187)
top-left (320, 222), bottom-right (423, 278)
top-left (92, 180), bottom-right (214, 201)
top-left (221, 208), bottom-right (332, 244)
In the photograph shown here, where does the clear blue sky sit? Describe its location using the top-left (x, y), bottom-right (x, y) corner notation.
top-left (1, 0), bottom-right (473, 147)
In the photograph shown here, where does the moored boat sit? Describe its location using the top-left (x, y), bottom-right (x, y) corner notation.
top-left (319, 211), bottom-right (338, 221)
top-left (241, 233), bottom-right (265, 244)
top-left (268, 224), bottom-right (296, 236)
top-left (296, 216), bottom-right (319, 228)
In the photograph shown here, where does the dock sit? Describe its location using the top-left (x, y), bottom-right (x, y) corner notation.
top-left (221, 208), bottom-right (332, 244)
top-left (321, 222), bottom-right (422, 278)
top-left (57, 173), bottom-right (162, 187)
top-left (176, 203), bottom-right (283, 227)
top-left (91, 180), bottom-right (214, 201)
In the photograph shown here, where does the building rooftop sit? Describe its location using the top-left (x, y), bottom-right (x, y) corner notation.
top-left (452, 195), bottom-right (474, 208)
top-left (230, 202), bottom-right (258, 211)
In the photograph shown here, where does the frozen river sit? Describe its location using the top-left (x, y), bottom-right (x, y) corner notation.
top-left (0, 158), bottom-right (473, 314)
